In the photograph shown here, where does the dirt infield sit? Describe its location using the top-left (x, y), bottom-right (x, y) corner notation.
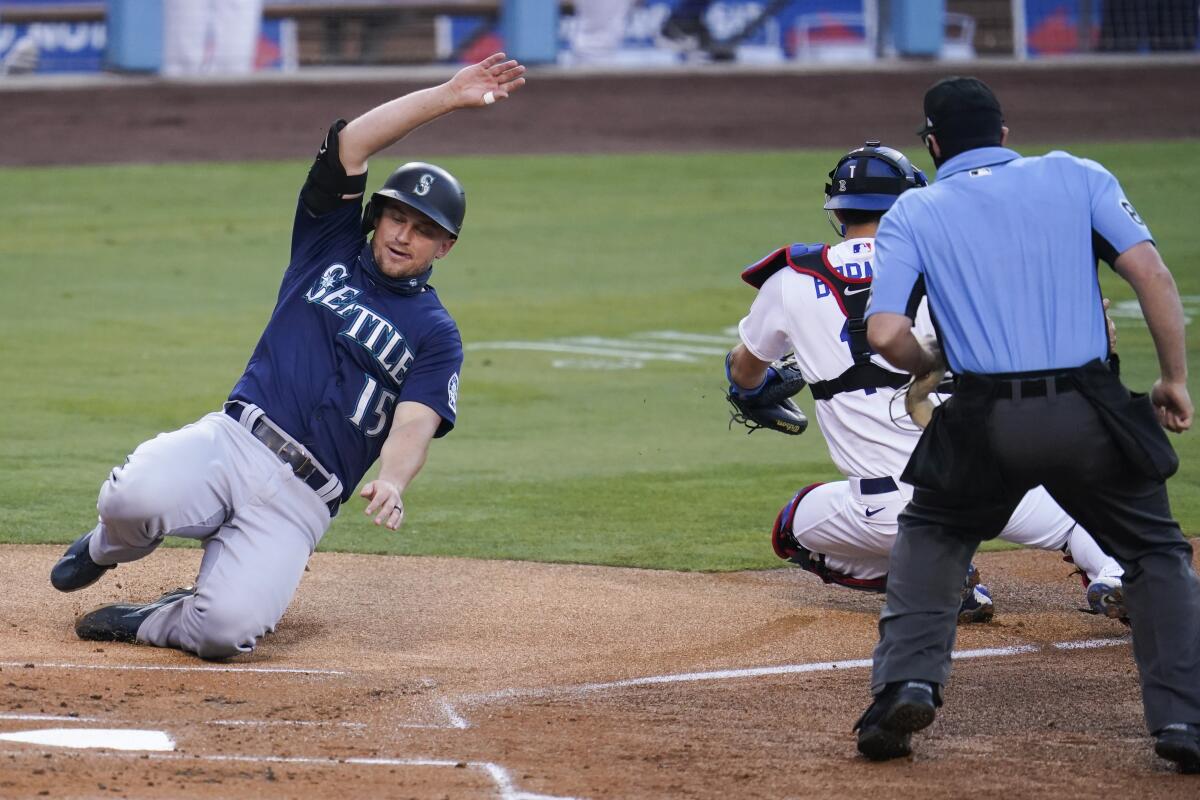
top-left (4, 60), bottom-right (1200, 167)
top-left (2, 545), bottom-right (1197, 798)
top-left (5, 61), bottom-right (1200, 798)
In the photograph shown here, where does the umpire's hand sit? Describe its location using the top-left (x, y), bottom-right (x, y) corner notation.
top-left (1152, 380), bottom-right (1193, 433)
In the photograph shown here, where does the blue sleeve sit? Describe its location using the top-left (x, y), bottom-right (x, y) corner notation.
top-left (866, 201), bottom-right (925, 320)
top-left (399, 320), bottom-right (463, 438)
top-left (1083, 158), bottom-right (1153, 264)
top-left (285, 193), bottom-right (365, 284)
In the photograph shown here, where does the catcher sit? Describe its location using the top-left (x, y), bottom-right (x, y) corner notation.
top-left (725, 141), bottom-right (1126, 622)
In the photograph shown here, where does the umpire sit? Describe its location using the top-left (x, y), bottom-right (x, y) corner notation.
top-left (857, 76), bottom-right (1200, 772)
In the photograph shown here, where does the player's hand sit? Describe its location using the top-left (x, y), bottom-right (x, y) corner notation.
top-left (915, 334), bottom-right (945, 378)
top-left (1103, 298), bottom-right (1118, 352)
top-left (360, 479), bottom-right (406, 530)
top-left (447, 53), bottom-right (526, 108)
top-left (1151, 379), bottom-right (1193, 433)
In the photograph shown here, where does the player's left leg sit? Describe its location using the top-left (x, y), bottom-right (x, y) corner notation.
top-left (136, 470), bottom-right (330, 659)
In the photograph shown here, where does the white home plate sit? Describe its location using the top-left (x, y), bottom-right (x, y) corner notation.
top-left (0, 728), bottom-right (175, 751)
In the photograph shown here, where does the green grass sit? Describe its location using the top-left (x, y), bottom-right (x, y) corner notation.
top-left (3, 141), bottom-right (1200, 570)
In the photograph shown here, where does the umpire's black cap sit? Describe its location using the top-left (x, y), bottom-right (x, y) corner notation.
top-left (917, 76), bottom-right (1004, 149)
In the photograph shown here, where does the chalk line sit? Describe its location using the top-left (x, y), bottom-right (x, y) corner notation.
top-left (0, 660), bottom-right (346, 676)
top-left (462, 636), bottom-right (1129, 705)
top-left (0, 747), bottom-right (581, 800)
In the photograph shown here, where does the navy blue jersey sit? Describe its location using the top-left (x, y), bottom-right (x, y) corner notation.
top-left (229, 181), bottom-right (463, 502)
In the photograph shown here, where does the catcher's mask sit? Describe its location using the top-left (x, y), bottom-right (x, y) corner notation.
top-left (362, 162), bottom-right (466, 238)
top-left (824, 140), bottom-right (927, 214)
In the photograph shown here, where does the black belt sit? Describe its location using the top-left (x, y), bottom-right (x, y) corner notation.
top-left (990, 375), bottom-right (1076, 400)
top-left (224, 401), bottom-right (340, 516)
top-left (859, 476), bottom-right (899, 495)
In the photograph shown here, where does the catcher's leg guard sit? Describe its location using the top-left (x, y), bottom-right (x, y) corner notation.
top-left (771, 483), bottom-right (824, 562)
top-left (771, 483), bottom-right (887, 593)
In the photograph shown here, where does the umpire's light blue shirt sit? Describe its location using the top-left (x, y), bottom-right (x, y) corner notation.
top-left (866, 146), bottom-right (1153, 374)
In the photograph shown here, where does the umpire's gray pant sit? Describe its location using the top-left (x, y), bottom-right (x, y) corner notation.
top-left (872, 390), bottom-right (1200, 733)
top-left (88, 412), bottom-right (331, 659)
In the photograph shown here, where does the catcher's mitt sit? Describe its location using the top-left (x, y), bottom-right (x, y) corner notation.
top-left (727, 359), bottom-right (809, 435)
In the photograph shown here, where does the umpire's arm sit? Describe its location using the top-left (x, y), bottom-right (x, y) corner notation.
top-left (867, 314), bottom-right (941, 377)
top-left (1112, 241), bottom-right (1193, 432)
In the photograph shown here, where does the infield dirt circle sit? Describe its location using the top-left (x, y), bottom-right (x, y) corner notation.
top-left (3, 61), bottom-right (1200, 798)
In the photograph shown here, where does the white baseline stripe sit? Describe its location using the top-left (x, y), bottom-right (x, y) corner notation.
top-left (1054, 637), bottom-right (1131, 650)
top-left (465, 342), bottom-right (695, 363)
top-left (0, 749), bottom-right (582, 800)
top-left (465, 637), bottom-right (1128, 704)
top-left (0, 661), bottom-right (346, 676)
top-left (439, 698), bottom-right (470, 729)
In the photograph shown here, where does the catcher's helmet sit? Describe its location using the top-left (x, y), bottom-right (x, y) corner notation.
top-left (362, 162), bottom-right (466, 238)
top-left (823, 141), bottom-right (928, 212)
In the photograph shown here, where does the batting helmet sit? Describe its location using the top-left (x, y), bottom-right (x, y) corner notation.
top-left (823, 141), bottom-right (927, 212)
top-left (362, 162), bottom-right (466, 238)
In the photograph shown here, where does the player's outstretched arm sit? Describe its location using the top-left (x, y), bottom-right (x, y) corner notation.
top-left (339, 53), bottom-right (527, 175)
top-left (359, 401), bottom-right (443, 531)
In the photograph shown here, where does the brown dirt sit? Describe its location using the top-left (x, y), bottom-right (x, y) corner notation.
top-left (2, 545), bottom-right (1197, 798)
top-left (6, 60), bottom-right (1200, 797)
top-left (4, 61), bottom-right (1200, 167)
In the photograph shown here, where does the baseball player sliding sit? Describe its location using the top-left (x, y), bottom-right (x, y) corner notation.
top-left (726, 142), bottom-right (1126, 622)
top-left (49, 54), bottom-right (526, 659)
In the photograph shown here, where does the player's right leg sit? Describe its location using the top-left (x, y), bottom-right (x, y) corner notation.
top-left (92, 413), bottom-right (242, 561)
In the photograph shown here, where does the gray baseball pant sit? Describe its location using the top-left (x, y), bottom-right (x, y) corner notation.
top-left (87, 412), bottom-right (332, 659)
top-left (872, 390), bottom-right (1200, 733)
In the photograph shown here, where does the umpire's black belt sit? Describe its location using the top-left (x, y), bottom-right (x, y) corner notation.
top-left (957, 371), bottom-right (1077, 401)
top-left (224, 401), bottom-right (342, 516)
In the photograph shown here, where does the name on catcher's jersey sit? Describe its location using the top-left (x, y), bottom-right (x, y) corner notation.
top-left (228, 191), bottom-right (463, 502)
top-left (739, 238), bottom-right (935, 481)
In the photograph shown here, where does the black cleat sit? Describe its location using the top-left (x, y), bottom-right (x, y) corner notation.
top-left (1155, 723), bottom-right (1200, 774)
top-left (75, 588), bottom-right (195, 644)
top-left (855, 681), bottom-right (940, 761)
top-left (50, 532), bottom-right (115, 592)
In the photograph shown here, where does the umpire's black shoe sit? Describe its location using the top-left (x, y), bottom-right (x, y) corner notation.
top-left (75, 587), bottom-right (195, 644)
top-left (1155, 723), bottom-right (1200, 774)
top-left (855, 681), bottom-right (941, 761)
top-left (50, 531), bottom-right (115, 592)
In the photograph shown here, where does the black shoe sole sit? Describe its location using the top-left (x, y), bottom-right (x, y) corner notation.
top-left (857, 727), bottom-right (912, 761)
top-left (857, 697), bottom-right (937, 761)
top-left (1156, 737), bottom-right (1200, 774)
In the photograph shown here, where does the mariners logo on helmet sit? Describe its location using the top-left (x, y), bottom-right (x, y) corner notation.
top-left (361, 162), bottom-right (466, 238)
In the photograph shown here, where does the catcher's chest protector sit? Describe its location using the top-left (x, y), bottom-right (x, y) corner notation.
top-left (741, 244), bottom-right (907, 400)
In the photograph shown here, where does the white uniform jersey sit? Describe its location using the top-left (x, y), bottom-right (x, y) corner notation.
top-left (738, 238), bottom-right (931, 481)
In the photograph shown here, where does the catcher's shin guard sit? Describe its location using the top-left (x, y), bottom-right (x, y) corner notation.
top-left (771, 483), bottom-right (824, 562)
top-left (771, 484), bottom-right (887, 593)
